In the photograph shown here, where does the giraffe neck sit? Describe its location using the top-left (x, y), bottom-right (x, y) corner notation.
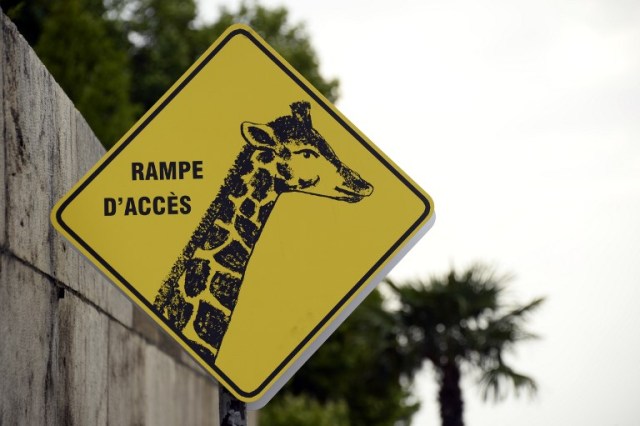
top-left (191, 145), bottom-right (281, 274)
top-left (154, 145), bottom-right (284, 360)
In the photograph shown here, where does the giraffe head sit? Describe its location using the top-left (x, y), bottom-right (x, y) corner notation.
top-left (241, 102), bottom-right (373, 203)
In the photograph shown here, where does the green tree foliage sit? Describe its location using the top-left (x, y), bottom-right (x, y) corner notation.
top-left (264, 289), bottom-right (419, 426)
top-left (204, 2), bottom-right (339, 103)
top-left (1, 0), bottom-right (338, 146)
top-left (126, 0), bottom-right (203, 111)
top-left (2, 0), bottom-right (48, 45)
top-left (3, 0), bottom-right (138, 147)
top-left (260, 393), bottom-right (349, 426)
top-left (38, 0), bottom-right (138, 147)
top-left (126, 0), bottom-right (339, 111)
top-left (386, 264), bottom-right (545, 426)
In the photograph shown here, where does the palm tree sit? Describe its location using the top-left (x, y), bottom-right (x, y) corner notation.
top-left (386, 264), bottom-right (544, 426)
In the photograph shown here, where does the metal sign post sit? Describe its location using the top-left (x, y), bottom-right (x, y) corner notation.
top-left (219, 387), bottom-right (246, 426)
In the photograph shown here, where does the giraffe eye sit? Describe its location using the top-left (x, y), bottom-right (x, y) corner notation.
top-left (295, 149), bottom-right (319, 159)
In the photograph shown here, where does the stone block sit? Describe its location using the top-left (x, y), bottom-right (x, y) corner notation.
top-left (109, 320), bottom-right (220, 425)
top-left (76, 247), bottom-right (133, 327)
top-left (74, 107), bottom-right (105, 170)
top-left (56, 291), bottom-right (109, 426)
top-left (144, 343), bottom-right (219, 425)
top-left (133, 304), bottom-right (183, 360)
top-left (180, 348), bottom-right (210, 375)
top-left (144, 343), bottom-right (181, 425)
top-left (132, 302), bottom-right (213, 379)
top-left (0, 12), bottom-right (5, 249)
top-left (175, 361), bottom-right (218, 426)
top-left (3, 16), bottom-right (57, 274)
top-left (108, 319), bottom-right (146, 425)
top-left (0, 253), bottom-right (57, 424)
top-left (70, 110), bottom-right (133, 325)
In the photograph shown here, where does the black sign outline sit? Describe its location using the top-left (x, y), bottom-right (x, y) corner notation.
top-left (54, 26), bottom-right (432, 399)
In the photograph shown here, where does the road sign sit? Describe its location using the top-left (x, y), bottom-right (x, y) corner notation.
top-left (51, 24), bottom-right (435, 408)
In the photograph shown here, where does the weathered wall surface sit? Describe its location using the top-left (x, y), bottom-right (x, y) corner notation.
top-left (0, 12), bottom-right (257, 426)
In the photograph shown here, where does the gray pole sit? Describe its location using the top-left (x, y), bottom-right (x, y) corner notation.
top-left (219, 386), bottom-right (247, 426)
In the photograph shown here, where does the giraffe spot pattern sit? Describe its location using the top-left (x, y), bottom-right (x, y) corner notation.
top-left (277, 162), bottom-right (292, 180)
top-left (227, 177), bottom-right (248, 197)
top-left (190, 341), bottom-right (216, 366)
top-left (274, 177), bottom-right (290, 193)
top-left (210, 271), bottom-right (242, 310)
top-left (258, 201), bottom-right (275, 224)
top-left (257, 150), bottom-right (275, 164)
top-left (194, 301), bottom-right (229, 350)
top-left (235, 214), bottom-right (259, 247)
top-left (214, 197), bottom-right (235, 224)
top-left (202, 224), bottom-right (230, 250)
top-left (236, 151), bottom-right (254, 176)
top-left (250, 168), bottom-right (273, 201)
top-left (214, 240), bottom-right (249, 273)
top-left (280, 147), bottom-right (291, 160)
top-left (167, 291), bottom-right (193, 330)
top-left (240, 198), bottom-right (256, 217)
top-left (298, 177), bottom-right (315, 189)
top-left (184, 258), bottom-right (211, 297)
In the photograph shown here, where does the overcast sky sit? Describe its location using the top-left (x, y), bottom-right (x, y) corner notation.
top-left (197, 1), bottom-right (640, 424)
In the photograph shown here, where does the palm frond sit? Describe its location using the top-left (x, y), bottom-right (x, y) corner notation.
top-left (479, 363), bottom-right (538, 402)
top-left (388, 262), bottom-right (544, 405)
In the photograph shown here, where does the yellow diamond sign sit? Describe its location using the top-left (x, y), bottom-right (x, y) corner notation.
top-left (51, 25), bottom-right (435, 408)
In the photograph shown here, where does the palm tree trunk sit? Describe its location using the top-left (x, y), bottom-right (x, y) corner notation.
top-left (437, 361), bottom-right (464, 426)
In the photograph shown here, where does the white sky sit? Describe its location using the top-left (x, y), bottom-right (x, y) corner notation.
top-left (198, 1), bottom-right (640, 424)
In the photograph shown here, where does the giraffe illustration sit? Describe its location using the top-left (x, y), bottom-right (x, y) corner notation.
top-left (153, 101), bottom-right (373, 363)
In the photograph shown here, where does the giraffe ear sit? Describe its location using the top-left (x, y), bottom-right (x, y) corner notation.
top-left (241, 122), bottom-right (278, 149)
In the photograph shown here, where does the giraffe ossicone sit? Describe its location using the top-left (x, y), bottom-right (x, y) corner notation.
top-left (153, 101), bottom-right (374, 363)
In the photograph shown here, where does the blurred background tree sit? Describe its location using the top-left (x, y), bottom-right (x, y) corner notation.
top-left (203, 2), bottom-right (339, 103)
top-left (386, 264), bottom-right (545, 426)
top-left (1, 0), bottom-right (338, 147)
top-left (281, 289), bottom-right (420, 426)
top-left (126, 0), bottom-right (203, 112)
top-left (3, 0), bottom-right (138, 146)
top-left (259, 393), bottom-right (349, 426)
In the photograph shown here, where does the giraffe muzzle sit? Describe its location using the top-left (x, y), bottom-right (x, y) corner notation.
top-left (335, 166), bottom-right (373, 202)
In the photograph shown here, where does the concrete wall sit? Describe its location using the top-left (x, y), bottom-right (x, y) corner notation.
top-left (0, 12), bottom-right (257, 426)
